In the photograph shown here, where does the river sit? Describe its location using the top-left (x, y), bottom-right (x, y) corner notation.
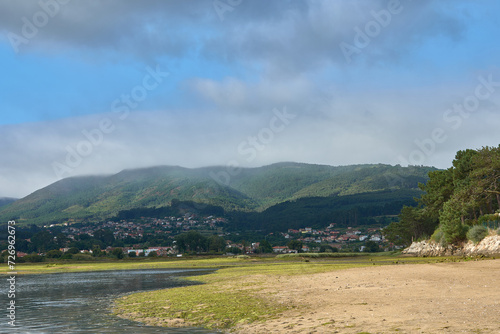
top-left (1, 268), bottom-right (219, 334)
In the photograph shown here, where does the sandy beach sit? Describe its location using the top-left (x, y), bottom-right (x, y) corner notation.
top-left (232, 259), bottom-right (500, 334)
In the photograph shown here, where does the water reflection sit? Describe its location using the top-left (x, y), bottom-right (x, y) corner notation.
top-left (0, 269), bottom-right (219, 334)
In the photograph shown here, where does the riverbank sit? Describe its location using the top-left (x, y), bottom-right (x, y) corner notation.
top-left (112, 255), bottom-right (499, 332)
top-left (0, 256), bottom-right (261, 275)
top-left (0, 253), bottom-right (380, 275)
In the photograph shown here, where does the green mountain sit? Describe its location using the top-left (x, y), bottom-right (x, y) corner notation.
top-left (0, 198), bottom-right (17, 208)
top-left (0, 163), bottom-right (435, 226)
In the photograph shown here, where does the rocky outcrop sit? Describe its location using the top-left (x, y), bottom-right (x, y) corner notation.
top-left (403, 235), bottom-right (500, 257)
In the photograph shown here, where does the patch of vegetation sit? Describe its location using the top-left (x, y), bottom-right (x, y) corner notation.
top-left (430, 228), bottom-right (446, 247)
top-left (115, 280), bottom-right (289, 329)
top-left (276, 252), bottom-right (364, 259)
top-left (466, 225), bottom-right (489, 244)
top-left (71, 253), bottom-right (94, 261)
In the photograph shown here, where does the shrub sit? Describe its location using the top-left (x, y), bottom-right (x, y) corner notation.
top-left (466, 225), bottom-right (488, 244)
top-left (319, 245), bottom-right (338, 253)
top-left (111, 247), bottom-right (124, 259)
top-left (497, 228), bottom-right (500, 236)
top-left (363, 241), bottom-right (379, 253)
top-left (66, 247), bottom-right (80, 254)
top-left (430, 228), bottom-right (445, 245)
top-left (23, 254), bottom-right (44, 262)
top-left (45, 249), bottom-right (63, 258)
top-left (72, 253), bottom-right (93, 261)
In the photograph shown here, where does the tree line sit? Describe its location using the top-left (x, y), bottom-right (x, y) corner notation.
top-left (384, 146), bottom-right (500, 246)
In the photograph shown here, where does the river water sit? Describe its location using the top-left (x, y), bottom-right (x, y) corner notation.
top-left (1, 269), bottom-right (219, 334)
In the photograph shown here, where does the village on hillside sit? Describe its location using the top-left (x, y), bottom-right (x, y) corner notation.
top-left (7, 210), bottom-right (393, 259)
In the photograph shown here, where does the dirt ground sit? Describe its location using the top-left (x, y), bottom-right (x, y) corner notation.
top-left (232, 259), bottom-right (500, 334)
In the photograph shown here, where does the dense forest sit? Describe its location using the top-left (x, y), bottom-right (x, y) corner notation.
top-left (227, 189), bottom-right (420, 233)
top-left (384, 146), bottom-right (500, 246)
top-left (0, 163), bottom-right (433, 225)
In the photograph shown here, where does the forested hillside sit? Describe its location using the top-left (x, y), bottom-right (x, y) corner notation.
top-left (0, 163), bottom-right (434, 226)
top-left (0, 198), bottom-right (17, 208)
top-left (384, 146), bottom-right (500, 246)
top-left (228, 189), bottom-right (421, 233)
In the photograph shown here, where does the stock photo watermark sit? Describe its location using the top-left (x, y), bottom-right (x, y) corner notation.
top-left (398, 74), bottom-right (500, 167)
top-left (184, 105), bottom-right (296, 212)
top-left (213, 0), bottom-right (243, 21)
top-left (51, 65), bottom-right (169, 179)
top-left (7, 0), bottom-right (70, 53)
top-left (209, 106), bottom-right (296, 187)
top-left (339, 0), bottom-right (406, 64)
top-left (6, 221), bottom-right (17, 327)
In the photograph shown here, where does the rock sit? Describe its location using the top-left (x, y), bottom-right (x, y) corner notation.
top-left (403, 235), bottom-right (500, 257)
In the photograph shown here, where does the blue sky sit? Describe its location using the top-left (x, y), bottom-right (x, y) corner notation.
top-left (1, 0), bottom-right (500, 198)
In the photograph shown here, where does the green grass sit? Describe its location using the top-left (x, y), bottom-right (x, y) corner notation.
top-left (276, 252), bottom-right (365, 258)
top-left (111, 254), bottom-right (469, 330)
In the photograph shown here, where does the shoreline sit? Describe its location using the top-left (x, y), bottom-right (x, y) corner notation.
top-left (0, 256), bottom-right (250, 275)
top-left (0, 252), bottom-right (392, 276)
top-left (111, 255), bottom-right (499, 333)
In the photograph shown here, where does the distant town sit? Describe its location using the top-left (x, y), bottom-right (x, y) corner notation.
top-left (6, 210), bottom-right (397, 261)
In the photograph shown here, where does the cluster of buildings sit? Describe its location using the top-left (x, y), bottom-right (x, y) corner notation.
top-left (60, 214), bottom-right (227, 241)
top-left (281, 226), bottom-right (385, 245)
top-left (32, 213), bottom-right (391, 256)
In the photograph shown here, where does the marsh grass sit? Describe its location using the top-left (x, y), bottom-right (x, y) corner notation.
top-left (276, 252), bottom-right (364, 258)
top-left (111, 255), bottom-right (458, 330)
top-left (113, 260), bottom-right (363, 329)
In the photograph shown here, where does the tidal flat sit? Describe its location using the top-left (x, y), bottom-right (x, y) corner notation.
top-left (108, 254), bottom-right (497, 332)
top-left (5, 254), bottom-right (498, 333)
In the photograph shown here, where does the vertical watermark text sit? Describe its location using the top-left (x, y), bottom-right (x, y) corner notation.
top-left (6, 220), bottom-right (17, 327)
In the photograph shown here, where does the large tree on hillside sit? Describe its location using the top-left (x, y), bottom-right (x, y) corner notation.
top-left (418, 168), bottom-right (454, 220)
top-left (471, 146), bottom-right (500, 209)
top-left (383, 206), bottom-right (439, 246)
top-left (384, 145), bottom-right (500, 246)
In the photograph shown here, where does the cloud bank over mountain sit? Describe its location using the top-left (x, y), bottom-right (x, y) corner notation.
top-left (0, 0), bottom-right (499, 197)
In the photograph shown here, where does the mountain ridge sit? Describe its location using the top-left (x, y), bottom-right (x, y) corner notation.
top-left (0, 162), bottom-right (436, 225)
top-left (0, 197), bottom-right (18, 209)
